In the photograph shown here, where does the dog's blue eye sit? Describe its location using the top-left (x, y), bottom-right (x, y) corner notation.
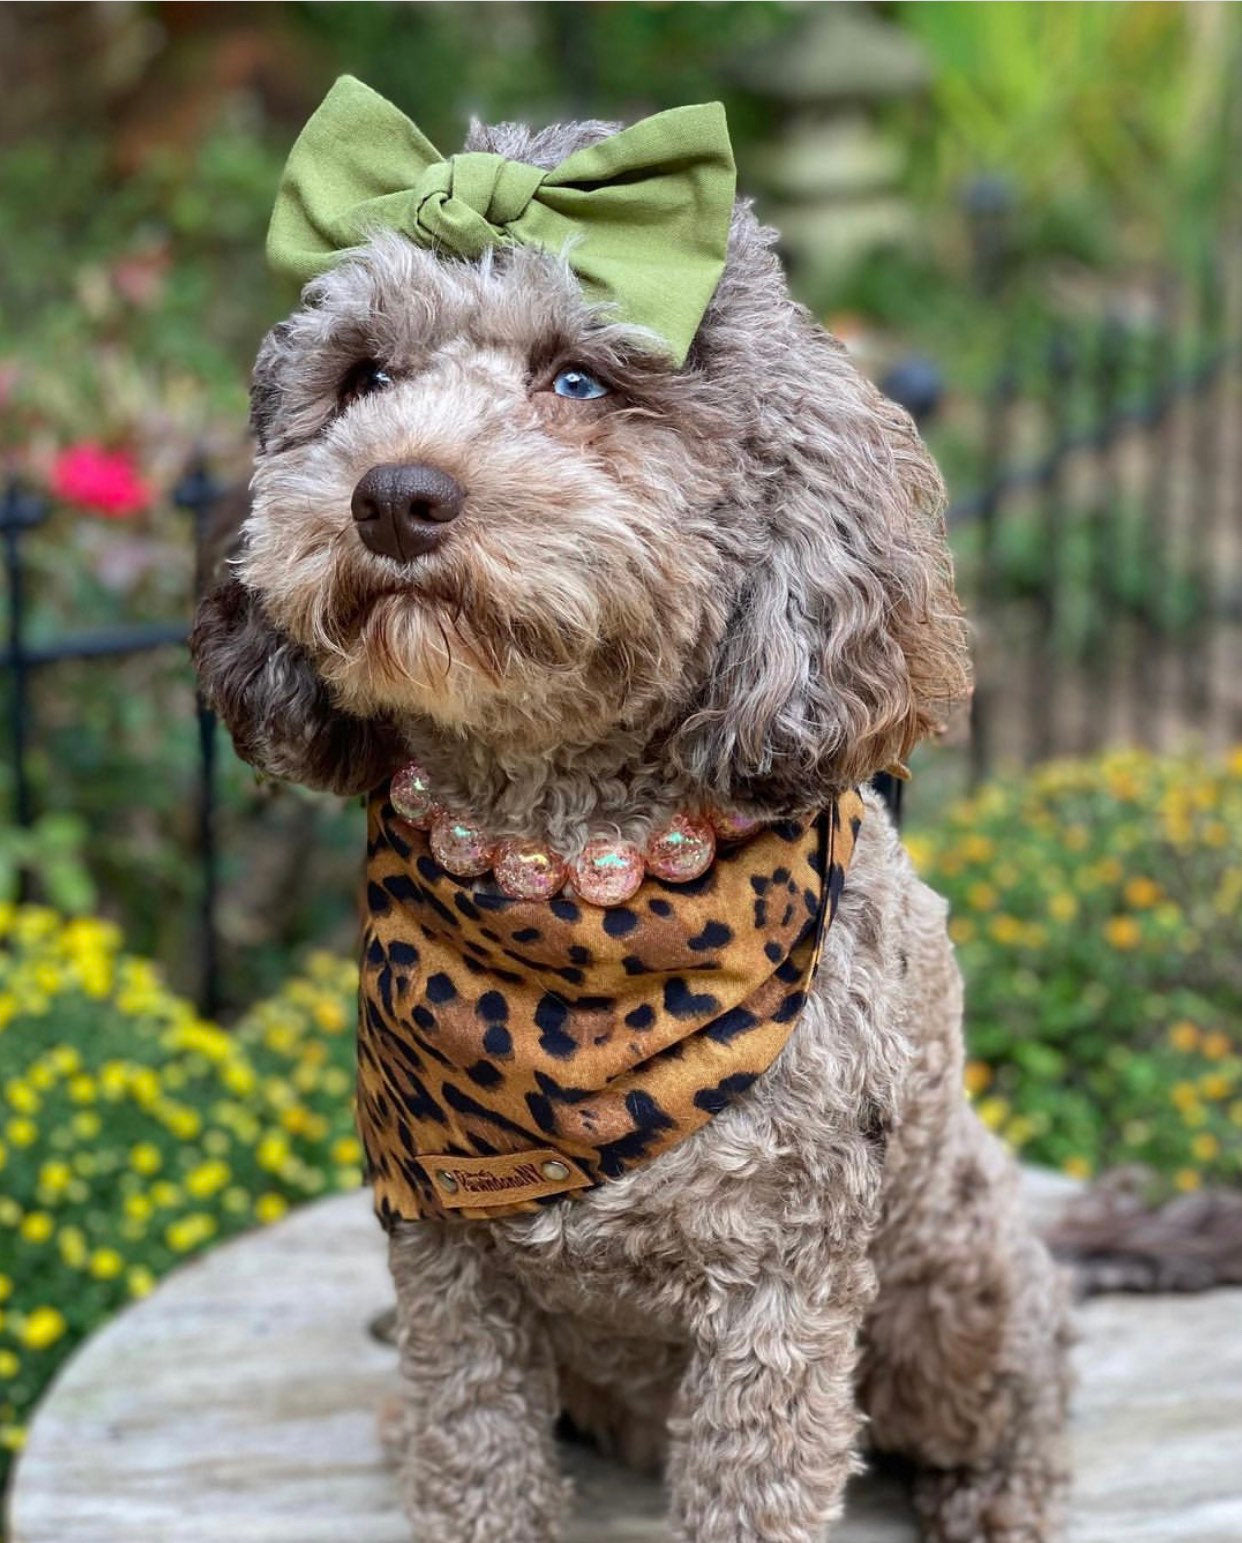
top-left (340, 360), bottom-right (393, 407)
top-left (552, 367), bottom-right (609, 401)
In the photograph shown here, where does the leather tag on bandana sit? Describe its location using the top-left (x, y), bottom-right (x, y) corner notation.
top-left (408, 1149), bottom-right (593, 1212)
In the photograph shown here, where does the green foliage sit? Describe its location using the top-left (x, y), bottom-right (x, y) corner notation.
top-left (906, 747), bottom-right (1242, 1188)
top-left (895, 1), bottom-right (1236, 269)
top-left (0, 907), bottom-right (361, 1476)
top-left (0, 817), bottom-right (94, 915)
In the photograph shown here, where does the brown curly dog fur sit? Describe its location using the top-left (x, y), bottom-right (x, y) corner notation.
top-left (192, 113), bottom-right (1072, 1543)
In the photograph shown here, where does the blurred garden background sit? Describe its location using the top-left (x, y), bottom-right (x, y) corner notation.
top-left (0, 0), bottom-right (1240, 1488)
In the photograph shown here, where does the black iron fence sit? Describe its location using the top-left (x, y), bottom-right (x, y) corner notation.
top-left (884, 267), bottom-right (1241, 784)
top-left (2, 274), bottom-right (1239, 1015)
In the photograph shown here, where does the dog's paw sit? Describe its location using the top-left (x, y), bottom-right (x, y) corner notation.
top-left (914, 1460), bottom-right (1066, 1543)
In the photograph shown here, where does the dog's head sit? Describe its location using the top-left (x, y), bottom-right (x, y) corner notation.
top-left (193, 114), bottom-right (969, 812)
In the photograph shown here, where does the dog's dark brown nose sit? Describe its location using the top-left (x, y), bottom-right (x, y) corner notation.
top-left (350, 463), bottom-right (465, 563)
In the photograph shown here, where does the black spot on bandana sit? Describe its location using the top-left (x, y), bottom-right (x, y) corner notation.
top-left (535, 993), bottom-right (575, 1058)
top-left (663, 977), bottom-right (720, 1019)
top-left (693, 1071), bottom-right (758, 1115)
top-left (426, 972), bottom-right (457, 1004)
top-left (482, 1022), bottom-right (513, 1057)
top-left (688, 920), bottom-right (733, 951)
top-left (704, 1006), bottom-right (758, 1043)
top-left (602, 907), bottom-right (638, 938)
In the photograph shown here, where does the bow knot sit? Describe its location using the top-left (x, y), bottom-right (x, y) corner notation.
top-left (412, 153), bottom-right (548, 257)
top-left (266, 76), bottom-right (737, 365)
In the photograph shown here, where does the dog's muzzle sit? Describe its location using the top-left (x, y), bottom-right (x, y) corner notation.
top-left (351, 462), bottom-right (464, 563)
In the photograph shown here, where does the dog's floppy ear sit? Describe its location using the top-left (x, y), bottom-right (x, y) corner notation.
top-left (671, 316), bottom-right (970, 814)
top-left (249, 323), bottom-right (292, 454)
top-left (191, 578), bottom-right (402, 797)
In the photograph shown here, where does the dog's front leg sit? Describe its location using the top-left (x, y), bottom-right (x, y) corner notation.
top-left (388, 1221), bottom-right (568, 1543)
top-left (667, 1242), bottom-right (875, 1543)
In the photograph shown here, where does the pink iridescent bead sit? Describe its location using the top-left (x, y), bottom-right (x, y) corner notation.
top-left (493, 839), bottom-right (569, 901)
top-left (708, 806), bottom-right (765, 843)
top-left (645, 813), bottom-right (716, 883)
top-left (430, 813), bottom-right (495, 878)
top-left (390, 761), bottom-right (443, 829)
top-left (570, 838), bottom-right (646, 908)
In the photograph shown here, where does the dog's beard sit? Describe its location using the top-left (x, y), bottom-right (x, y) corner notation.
top-left (299, 537), bottom-right (626, 731)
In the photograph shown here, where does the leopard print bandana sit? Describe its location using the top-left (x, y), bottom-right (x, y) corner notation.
top-left (358, 785), bottom-right (865, 1224)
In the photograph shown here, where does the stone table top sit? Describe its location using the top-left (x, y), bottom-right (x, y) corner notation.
top-left (7, 1174), bottom-right (1242, 1542)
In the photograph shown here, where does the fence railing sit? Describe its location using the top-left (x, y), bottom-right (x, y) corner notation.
top-left (884, 270), bottom-right (1241, 785)
top-left (3, 276), bottom-right (1238, 1014)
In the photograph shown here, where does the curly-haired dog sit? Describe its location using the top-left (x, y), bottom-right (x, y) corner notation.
top-left (193, 93), bottom-right (1072, 1543)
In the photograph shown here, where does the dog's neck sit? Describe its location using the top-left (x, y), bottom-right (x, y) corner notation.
top-left (393, 717), bottom-right (704, 849)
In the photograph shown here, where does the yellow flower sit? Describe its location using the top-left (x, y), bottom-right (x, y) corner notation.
top-left (255, 1192), bottom-right (289, 1225)
top-left (1047, 892), bottom-right (1078, 923)
top-left (322, 1067), bottom-right (351, 1098)
top-left (1122, 876), bottom-right (1162, 909)
top-left (1061, 1155), bottom-right (1092, 1180)
top-left (88, 1248), bottom-right (125, 1280)
top-left (1190, 1133), bottom-right (1220, 1162)
top-left (902, 834), bottom-right (931, 871)
top-left (1064, 825), bottom-right (1089, 852)
top-left (1, 1425), bottom-right (26, 1452)
top-left (256, 1131), bottom-right (290, 1172)
top-left (150, 1181), bottom-right (183, 1209)
top-left (163, 1106), bottom-right (202, 1141)
top-left (312, 998), bottom-right (347, 1034)
top-left (19, 1212), bottom-right (54, 1244)
top-left (1173, 1168), bottom-right (1202, 1192)
top-left (6, 1118), bottom-right (37, 1148)
top-left (166, 1213), bottom-right (217, 1253)
top-left (1202, 1031), bottom-right (1232, 1061)
top-left (976, 1097), bottom-right (1009, 1132)
top-left (1200, 1073), bottom-right (1233, 1101)
top-left (5, 1080), bottom-right (40, 1115)
top-left (966, 882), bottom-right (997, 912)
top-left (20, 1306), bottom-right (67, 1349)
top-left (0, 1350), bottom-right (19, 1378)
top-left (962, 834), bottom-right (995, 863)
top-left (1103, 916), bottom-right (1141, 950)
top-left (185, 1160), bottom-right (231, 1199)
top-left (58, 1227), bottom-right (87, 1268)
top-left (331, 1136), bottom-right (363, 1166)
top-left (67, 1074), bottom-right (97, 1104)
top-left (129, 1142), bottom-right (162, 1176)
top-left (222, 1061), bottom-right (256, 1096)
top-left (0, 1275), bottom-right (12, 1303)
top-left (38, 1160), bottom-right (72, 1195)
top-left (1229, 1100), bottom-right (1242, 1127)
top-left (963, 1061), bottom-right (992, 1097)
top-left (127, 1266), bottom-right (156, 1299)
top-left (1168, 1020), bottom-right (1200, 1053)
top-left (989, 915), bottom-right (1024, 946)
top-left (72, 1110), bottom-right (101, 1140)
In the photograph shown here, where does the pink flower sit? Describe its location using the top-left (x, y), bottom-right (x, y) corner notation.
top-left (50, 443), bottom-right (152, 519)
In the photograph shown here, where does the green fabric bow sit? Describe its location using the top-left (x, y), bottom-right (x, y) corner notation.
top-left (266, 76), bottom-right (737, 365)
